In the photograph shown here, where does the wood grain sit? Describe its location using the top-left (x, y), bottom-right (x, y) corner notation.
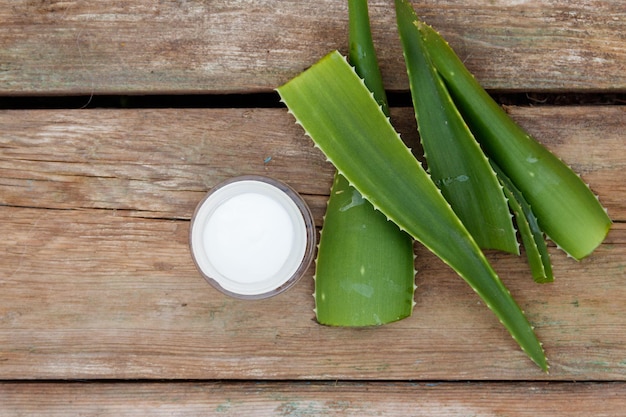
top-left (0, 108), bottom-right (338, 221)
top-left (1, 382), bottom-right (625, 416)
top-left (0, 106), bottom-right (624, 380)
top-left (0, 0), bottom-right (625, 95)
top-left (0, 206), bottom-right (623, 380)
top-left (1, 0), bottom-right (625, 412)
top-left (1, 107), bottom-right (623, 220)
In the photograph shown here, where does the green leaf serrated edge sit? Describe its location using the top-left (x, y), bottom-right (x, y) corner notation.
top-left (493, 162), bottom-right (554, 283)
top-left (395, 0), bottom-right (518, 254)
top-left (349, 0), bottom-right (388, 115)
top-left (277, 50), bottom-right (548, 371)
top-left (416, 21), bottom-right (612, 260)
top-left (314, 0), bottom-right (416, 327)
top-left (315, 174), bottom-right (416, 325)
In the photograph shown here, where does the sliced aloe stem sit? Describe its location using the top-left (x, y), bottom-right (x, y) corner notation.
top-left (416, 21), bottom-right (612, 260)
top-left (395, 0), bottom-right (518, 254)
top-left (348, 0), bottom-right (388, 115)
top-left (315, 174), bottom-right (416, 325)
top-left (493, 162), bottom-right (554, 283)
top-left (315, 0), bottom-right (415, 327)
top-left (277, 50), bottom-right (548, 371)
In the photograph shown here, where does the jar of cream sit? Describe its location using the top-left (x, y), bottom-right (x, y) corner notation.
top-left (189, 175), bottom-right (315, 299)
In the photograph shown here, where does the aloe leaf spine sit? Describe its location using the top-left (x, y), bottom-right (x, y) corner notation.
top-left (394, 0), bottom-right (518, 254)
top-left (416, 21), bottom-right (612, 260)
top-left (348, 0), bottom-right (388, 114)
top-left (277, 50), bottom-right (548, 371)
top-left (315, 0), bottom-right (416, 326)
top-left (493, 162), bottom-right (554, 283)
top-left (315, 174), bottom-right (416, 325)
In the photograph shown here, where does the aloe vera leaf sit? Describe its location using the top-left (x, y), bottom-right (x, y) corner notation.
top-left (395, 0), bottom-right (518, 254)
top-left (493, 162), bottom-right (554, 283)
top-left (315, 174), bottom-right (416, 325)
top-left (348, 0), bottom-right (388, 115)
top-left (315, 0), bottom-right (416, 326)
top-left (277, 50), bottom-right (547, 371)
top-left (417, 21), bottom-right (612, 260)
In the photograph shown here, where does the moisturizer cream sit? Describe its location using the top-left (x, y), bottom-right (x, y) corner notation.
top-left (190, 176), bottom-right (315, 299)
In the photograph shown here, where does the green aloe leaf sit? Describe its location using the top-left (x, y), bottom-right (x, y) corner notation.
top-left (416, 21), bottom-right (612, 260)
top-left (315, 0), bottom-right (415, 327)
top-left (395, 0), bottom-right (518, 254)
top-left (315, 174), bottom-right (416, 325)
top-left (348, 0), bottom-right (388, 114)
top-left (493, 162), bottom-right (554, 283)
top-left (277, 50), bottom-right (547, 371)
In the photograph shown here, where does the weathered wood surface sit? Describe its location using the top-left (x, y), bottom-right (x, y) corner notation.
top-left (1, 382), bottom-right (625, 416)
top-left (1, 107), bottom-right (624, 220)
top-left (1, 0), bottom-right (625, 95)
top-left (1, 106), bottom-right (624, 380)
top-left (1, 0), bottom-right (626, 413)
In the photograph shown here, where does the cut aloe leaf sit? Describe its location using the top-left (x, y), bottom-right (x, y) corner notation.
top-left (395, 0), bottom-right (518, 254)
top-left (493, 162), bottom-right (554, 283)
top-left (348, 0), bottom-right (389, 115)
top-left (315, 174), bottom-right (416, 325)
top-left (315, 0), bottom-right (416, 327)
top-left (417, 21), bottom-right (612, 260)
top-left (277, 50), bottom-right (547, 371)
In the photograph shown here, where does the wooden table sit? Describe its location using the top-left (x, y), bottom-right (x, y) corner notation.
top-left (1, 1), bottom-right (625, 415)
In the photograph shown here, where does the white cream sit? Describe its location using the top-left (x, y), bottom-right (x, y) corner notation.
top-left (190, 177), bottom-right (313, 298)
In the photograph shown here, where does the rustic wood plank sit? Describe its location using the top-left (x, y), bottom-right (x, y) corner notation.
top-left (0, 213), bottom-right (624, 380)
top-left (0, 0), bottom-right (624, 95)
top-left (1, 381), bottom-right (625, 416)
top-left (0, 106), bottom-right (623, 221)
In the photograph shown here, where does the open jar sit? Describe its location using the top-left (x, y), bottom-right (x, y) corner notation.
top-left (189, 175), bottom-right (316, 299)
